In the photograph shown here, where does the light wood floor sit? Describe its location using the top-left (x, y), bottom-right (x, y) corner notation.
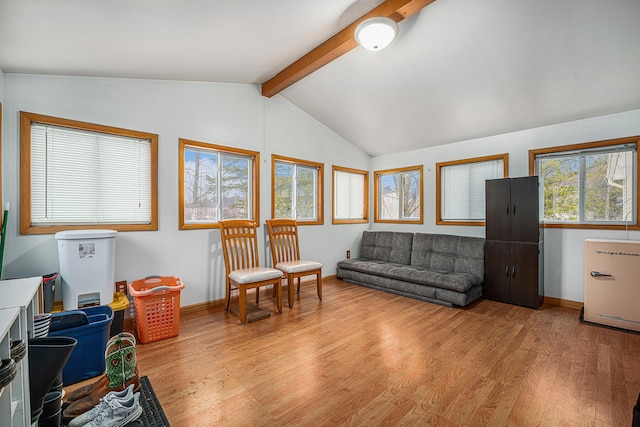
top-left (132, 278), bottom-right (640, 426)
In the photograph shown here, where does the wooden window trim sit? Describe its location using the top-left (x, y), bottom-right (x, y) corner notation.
top-left (0, 102), bottom-right (3, 231)
top-left (332, 165), bottom-right (369, 224)
top-left (19, 111), bottom-right (158, 235)
top-left (436, 153), bottom-right (509, 226)
top-left (373, 165), bottom-right (424, 224)
top-left (271, 154), bottom-right (324, 225)
top-left (179, 139), bottom-right (260, 230)
top-left (529, 135), bottom-right (640, 230)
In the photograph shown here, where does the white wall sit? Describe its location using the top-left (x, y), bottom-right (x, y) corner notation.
top-left (4, 73), bottom-right (639, 305)
top-left (370, 109), bottom-right (640, 302)
top-left (1, 74), bottom-right (370, 306)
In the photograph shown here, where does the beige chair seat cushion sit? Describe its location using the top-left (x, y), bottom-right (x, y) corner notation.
top-left (276, 260), bottom-right (323, 274)
top-left (229, 267), bottom-right (283, 284)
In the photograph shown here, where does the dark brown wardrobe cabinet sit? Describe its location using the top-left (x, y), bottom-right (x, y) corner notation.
top-left (484, 176), bottom-right (544, 308)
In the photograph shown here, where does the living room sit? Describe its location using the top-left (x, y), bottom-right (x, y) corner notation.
top-left (1, 1), bottom-right (639, 426)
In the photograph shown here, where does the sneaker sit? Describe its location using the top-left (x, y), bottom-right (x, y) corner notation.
top-left (83, 392), bottom-right (142, 427)
top-left (68, 384), bottom-right (136, 427)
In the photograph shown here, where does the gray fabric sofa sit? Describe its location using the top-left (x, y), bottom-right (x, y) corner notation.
top-left (336, 231), bottom-right (485, 307)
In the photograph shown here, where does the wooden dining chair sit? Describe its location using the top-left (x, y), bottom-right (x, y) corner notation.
top-left (218, 219), bottom-right (283, 324)
top-left (266, 219), bottom-right (322, 309)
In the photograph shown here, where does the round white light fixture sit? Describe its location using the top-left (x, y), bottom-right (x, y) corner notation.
top-left (354, 17), bottom-right (399, 51)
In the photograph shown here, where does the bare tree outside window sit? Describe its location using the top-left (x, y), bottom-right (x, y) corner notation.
top-left (374, 166), bottom-right (423, 223)
top-left (179, 139), bottom-right (258, 230)
top-left (380, 172), bottom-right (420, 219)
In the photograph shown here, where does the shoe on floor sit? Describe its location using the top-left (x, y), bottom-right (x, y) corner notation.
top-left (68, 384), bottom-right (135, 427)
top-left (68, 333), bottom-right (137, 403)
top-left (82, 391), bottom-right (142, 427)
top-left (63, 370), bottom-right (140, 418)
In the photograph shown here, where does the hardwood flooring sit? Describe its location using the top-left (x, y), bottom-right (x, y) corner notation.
top-left (131, 278), bottom-right (640, 426)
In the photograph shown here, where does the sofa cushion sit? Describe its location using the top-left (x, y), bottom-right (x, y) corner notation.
top-left (337, 258), bottom-right (480, 293)
top-left (337, 259), bottom-right (408, 278)
top-left (410, 233), bottom-right (484, 281)
top-left (359, 231), bottom-right (413, 265)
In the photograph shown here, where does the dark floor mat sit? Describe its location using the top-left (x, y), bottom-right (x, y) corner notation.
top-left (136, 375), bottom-right (170, 426)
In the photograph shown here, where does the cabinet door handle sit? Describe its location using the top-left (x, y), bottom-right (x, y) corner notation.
top-left (512, 204), bottom-right (516, 215)
top-left (506, 204), bottom-right (509, 215)
top-left (512, 267), bottom-right (516, 278)
top-left (505, 266), bottom-right (509, 277)
top-left (590, 271), bottom-right (612, 278)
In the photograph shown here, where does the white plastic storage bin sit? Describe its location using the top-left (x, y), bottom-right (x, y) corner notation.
top-left (55, 230), bottom-right (117, 310)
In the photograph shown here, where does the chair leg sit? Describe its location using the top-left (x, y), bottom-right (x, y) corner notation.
top-left (317, 273), bottom-right (322, 301)
top-left (225, 280), bottom-right (231, 312)
top-left (239, 287), bottom-right (248, 325)
top-left (296, 278), bottom-right (301, 294)
top-left (256, 287), bottom-right (260, 305)
top-left (287, 276), bottom-right (294, 309)
top-left (275, 281), bottom-right (282, 314)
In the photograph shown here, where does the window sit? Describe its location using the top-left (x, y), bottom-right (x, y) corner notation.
top-left (530, 136), bottom-right (639, 228)
top-left (374, 165), bottom-right (423, 223)
top-left (179, 139), bottom-right (259, 229)
top-left (20, 112), bottom-right (158, 235)
top-left (272, 155), bottom-right (324, 225)
top-left (332, 166), bottom-right (368, 224)
top-left (436, 154), bottom-right (508, 225)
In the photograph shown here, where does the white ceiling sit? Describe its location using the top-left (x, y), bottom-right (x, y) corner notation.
top-left (1, 0), bottom-right (639, 156)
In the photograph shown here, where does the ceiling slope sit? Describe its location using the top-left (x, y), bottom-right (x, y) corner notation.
top-left (282, 0), bottom-right (640, 156)
top-left (262, 0), bottom-right (436, 97)
top-left (1, 0), bottom-right (639, 156)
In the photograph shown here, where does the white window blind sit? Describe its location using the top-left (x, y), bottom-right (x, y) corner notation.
top-left (31, 123), bottom-right (152, 225)
top-left (334, 170), bottom-right (365, 220)
top-left (441, 159), bottom-right (504, 221)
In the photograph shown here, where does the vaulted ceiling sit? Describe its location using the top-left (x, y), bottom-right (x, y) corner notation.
top-left (1, 0), bottom-right (639, 156)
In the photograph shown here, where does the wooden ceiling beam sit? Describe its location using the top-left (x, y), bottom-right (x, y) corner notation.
top-left (261, 0), bottom-right (437, 98)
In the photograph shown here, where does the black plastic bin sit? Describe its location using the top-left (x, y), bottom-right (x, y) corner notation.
top-left (42, 273), bottom-right (59, 313)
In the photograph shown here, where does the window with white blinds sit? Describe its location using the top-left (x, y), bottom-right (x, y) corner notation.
top-left (333, 166), bottom-right (368, 223)
top-left (21, 112), bottom-right (158, 233)
top-left (437, 154), bottom-right (508, 224)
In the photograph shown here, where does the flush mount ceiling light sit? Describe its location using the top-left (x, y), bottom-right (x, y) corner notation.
top-left (354, 17), bottom-right (399, 51)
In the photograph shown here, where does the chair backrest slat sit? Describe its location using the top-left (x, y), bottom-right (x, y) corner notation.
top-left (266, 219), bottom-right (302, 266)
top-left (219, 220), bottom-right (260, 276)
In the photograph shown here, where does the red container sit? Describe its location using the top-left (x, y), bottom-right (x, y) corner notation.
top-left (128, 276), bottom-right (184, 343)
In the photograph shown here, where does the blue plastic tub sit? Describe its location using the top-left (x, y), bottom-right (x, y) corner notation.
top-left (49, 305), bottom-right (113, 385)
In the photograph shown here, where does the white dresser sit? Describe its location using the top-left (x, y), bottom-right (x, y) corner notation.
top-left (0, 276), bottom-right (42, 427)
